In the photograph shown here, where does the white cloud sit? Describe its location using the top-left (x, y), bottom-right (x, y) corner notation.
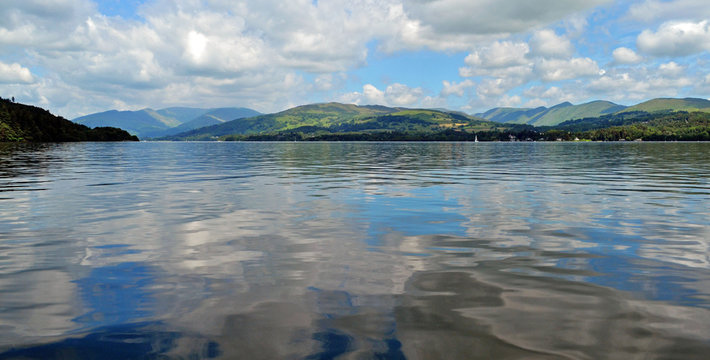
top-left (612, 47), bottom-right (643, 64)
top-left (524, 86), bottom-right (565, 100)
top-left (385, 83), bottom-right (424, 106)
top-left (378, 0), bottom-right (612, 52)
top-left (464, 41), bottom-right (530, 68)
top-left (586, 66), bottom-right (694, 102)
top-left (459, 41), bottom-right (534, 80)
top-left (441, 79), bottom-right (475, 97)
top-left (476, 77), bottom-right (527, 98)
top-left (628, 0), bottom-right (710, 22)
top-left (403, 0), bottom-right (609, 35)
top-left (658, 61), bottom-right (685, 77)
top-left (529, 30), bottom-right (574, 58)
top-left (1, 0), bottom-right (705, 118)
top-left (535, 58), bottom-right (601, 81)
top-left (347, 83), bottom-right (424, 107)
top-left (637, 20), bottom-right (710, 56)
top-left (0, 62), bottom-right (34, 84)
top-left (0, 0), bottom-right (95, 48)
top-left (314, 73), bottom-right (346, 92)
top-left (497, 94), bottom-right (522, 107)
top-left (363, 84), bottom-right (386, 104)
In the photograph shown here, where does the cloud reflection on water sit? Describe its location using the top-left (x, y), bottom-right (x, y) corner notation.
top-left (1, 142), bottom-right (709, 359)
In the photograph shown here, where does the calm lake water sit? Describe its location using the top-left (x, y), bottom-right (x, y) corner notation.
top-left (1, 141), bottom-right (709, 359)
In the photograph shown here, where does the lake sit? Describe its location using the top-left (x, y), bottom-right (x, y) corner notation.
top-left (1, 141), bottom-right (709, 359)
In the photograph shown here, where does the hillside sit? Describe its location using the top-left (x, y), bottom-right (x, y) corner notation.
top-left (162, 102), bottom-right (508, 141)
top-left (74, 106), bottom-right (261, 139)
top-left (619, 98), bottom-right (710, 114)
top-left (579, 111), bottom-right (710, 141)
top-left (478, 106), bottom-right (547, 124)
top-left (478, 100), bottom-right (626, 126)
top-left (535, 100), bottom-right (627, 126)
top-left (0, 98), bottom-right (137, 142)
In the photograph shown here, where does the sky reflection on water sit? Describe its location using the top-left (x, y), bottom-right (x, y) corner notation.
top-left (0, 142), bottom-right (709, 359)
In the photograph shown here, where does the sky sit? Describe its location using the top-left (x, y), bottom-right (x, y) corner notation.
top-left (0, 0), bottom-right (709, 119)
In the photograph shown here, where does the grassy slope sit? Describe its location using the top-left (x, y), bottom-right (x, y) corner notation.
top-left (478, 107), bottom-right (544, 124)
top-left (480, 101), bottom-right (628, 126)
top-left (620, 98), bottom-right (710, 113)
top-left (532, 101), bottom-right (627, 126)
top-left (580, 111), bottom-right (710, 141)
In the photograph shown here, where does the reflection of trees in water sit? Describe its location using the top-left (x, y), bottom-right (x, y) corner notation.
top-left (0, 143), bottom-right (63, 182)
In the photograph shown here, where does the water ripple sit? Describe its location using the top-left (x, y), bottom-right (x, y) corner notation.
top-left (1, 142), bottom-right (709, 358)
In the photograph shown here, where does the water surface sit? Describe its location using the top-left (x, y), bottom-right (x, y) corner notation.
top-left (1, 142), bottom-right (709, 359)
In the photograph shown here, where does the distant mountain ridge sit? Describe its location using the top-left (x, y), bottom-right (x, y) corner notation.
top-left (73, 106), bottom-right (260, 139)
top-left (477, 100), bottom-right (628, 126)
top-left (476, 97), bottom-right (710, 126)
top-left (72, 97), bottom-right (710, 140)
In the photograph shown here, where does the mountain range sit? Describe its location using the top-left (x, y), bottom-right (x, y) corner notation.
top-left (73, 107), bottom-right (261, 139)
top-left (6, 96), bottom-right (710, 142)
top-left (70, 97), bottom-right (710, 141)
top-left (475, 98), bottom-right (710, 126)
top-left (159, 102), bottom-right (511, 141)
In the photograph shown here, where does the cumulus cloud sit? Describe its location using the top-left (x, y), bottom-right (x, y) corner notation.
top-left (385, 83), bottom-right (424, 105)
top-left (458, 41), bottom-right (534, 80)
top-left (529, 30), bottom-right (574, 58)
top-left (346, 83), bottom-right (424, 107)
top-left (658, 61), bottom-right (685, 77)
top-left (0, 0), bottom-right (705, 118)
top-left (476, 77), bottom-right (527, 99)
top-left (628, 0), bottom-right (710, 22)
top-left (587, 65), bottom-right (693, 102)
top-left (441, 79), bottom-right (475, 97)
top-left (0, 62), bottom-right (34, 84)
top-left (637, 20), bottom-right (710, 56)
top-left (535, 58), bottom-right (601, 81)
top-left (497, 94), bottom-right (523, 107)
top-left (612, 47), bottom-right (643, 64)
top-left (314, 73), bottom-right (346, 92)
top-left (464, 41), bottom-right (530, 68)
top-left (363, 84), bottom-right (386, 104)
top-left (403, 0), bottom-right (609, 35)
top-left (0, 0), bottom-right (95, 48)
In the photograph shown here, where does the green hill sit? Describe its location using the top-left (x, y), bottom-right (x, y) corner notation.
top-left (162, 102), bottom-right (506, 141)
top-left (579, 111), bottom-right (710, 141)
top-left (0, 98), bottom-right (137, 142)
top-left (620, 98), bottom-right (710, 114)
top-left (477, 106), bottom-right (545, 124)
top-left (534, 100), bottom-right (626, 126)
